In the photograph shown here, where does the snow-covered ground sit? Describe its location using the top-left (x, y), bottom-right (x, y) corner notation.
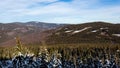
top-left (72, 27), bottom-right (92, 34)
top-left (112, 34), bottom-right (120, 37)
top-left (91, 30), bottom-right (98, 33)
top-left (65, 30), bottom-right (73, 33)
top-left (100, 27), bottom-right (108, 30)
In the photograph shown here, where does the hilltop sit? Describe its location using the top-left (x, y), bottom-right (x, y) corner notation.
top-left (46, 22), bottom-right (120, 44)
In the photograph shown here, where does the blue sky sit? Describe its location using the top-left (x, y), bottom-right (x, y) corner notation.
top-left (0, 0), bottom-right (120, 24)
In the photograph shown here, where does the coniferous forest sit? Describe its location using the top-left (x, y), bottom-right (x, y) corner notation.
top-left (0, 37), bottom-right (120, 68)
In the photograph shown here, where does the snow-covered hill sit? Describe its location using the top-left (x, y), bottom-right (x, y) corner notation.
top-left (46, 22), bottom-right (120, 44)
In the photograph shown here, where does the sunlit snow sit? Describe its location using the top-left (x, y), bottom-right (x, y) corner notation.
top-left (72, 27), bottom-right (92, 34)
top-left (112, 34), bottom-right (120, 37)
top-left (91, 30), bottom-right (98, 33)
top-left (65, 30), bottom-right (72, 33)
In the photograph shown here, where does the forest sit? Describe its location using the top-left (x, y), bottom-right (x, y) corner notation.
top-left (0, 37), bottom-right (120, 68)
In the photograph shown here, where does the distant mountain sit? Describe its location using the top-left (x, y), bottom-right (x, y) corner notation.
top-left (0, 21), bottom-right (65, 46)
top-left (46, 22), bottom-right (120, 44)
top-left (1, 21), bottom-right (120, 47)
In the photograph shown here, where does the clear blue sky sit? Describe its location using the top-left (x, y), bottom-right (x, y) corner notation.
top-left (0, 0), bottom-right (120, 24)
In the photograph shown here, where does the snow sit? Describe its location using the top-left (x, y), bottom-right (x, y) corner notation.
top-left (105, 59), bottom-right (110, 65)
top-left (100, 27), bottom-right (108, 30)
top-left (112, 34), bottom-right (120, 37)
top-left (100, 28), bottom-right (104, 30)
top-left (18, 52), bottom-right (23, 56)
top-left (117, 50), bottom-right (120, 52)
top-left (73, 30), bottom-right (81, 34)
top-left (64, 28), bottom-right (68, 30)
top-left (72, 27), bottom-right (92, 34)
top-left (27, 53), bottom-right (34, 57)
top-left (91, 30), bottom-right (98, 32)
top-left (0, 53), bottom-right (119, 68)
top-left (65, 30), bottom-right (72, 33)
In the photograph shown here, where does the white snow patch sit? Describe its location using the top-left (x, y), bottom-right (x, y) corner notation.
top-left (73, 30), bottom-right (81, 34)
top-left (100, 27), bottom-right (108, 30)
top-left (117, 50), bottom-right (120, 52)
top-left (64, 28), bottom-right (68, 30)
top-left (112, 34), bottom-right (120, 37)
top-left (65, 30), bottom-right (72, 33)
top-left (91, 30), bottom-right (98, 33)
top-left (105, 59), bottom-right (110, 65)
top-left (100, 28), bottom-right (104, 30)
top-left (27, 53), bottom-right (34, 57)
top-left (72, 27), bottom-right (92, 34)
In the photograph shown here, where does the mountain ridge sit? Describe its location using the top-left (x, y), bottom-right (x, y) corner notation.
top-left (0, 21), bottom-right (120, 47)
top-left (0, 21), bottom-right (66, 47)
top-left (45, 22), bottom-right (120, 44)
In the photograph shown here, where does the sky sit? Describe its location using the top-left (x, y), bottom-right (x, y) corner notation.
top-left (0, 0), bottom-right (120, 24)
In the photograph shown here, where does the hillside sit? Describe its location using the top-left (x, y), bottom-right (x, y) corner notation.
top-left (0, 21), bottom-right (120, 46)
top-left (46, 22), bottom-right (120, 44)
top-left (0, 21), bottom-right (65, 46)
